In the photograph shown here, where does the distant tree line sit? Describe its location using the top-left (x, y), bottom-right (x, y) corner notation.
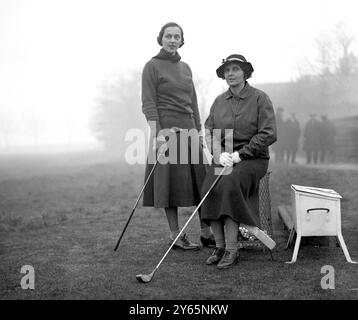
top-left (92, 72), bottom-right (213, 153)
top-left (91, 72), bottom-right (147, 153)
top-left (258, 23), bottom-right (358, 123)
top-left (92, 23), bottom-right (358, 162)
top-left (258, 23), bottom-right (358, 163)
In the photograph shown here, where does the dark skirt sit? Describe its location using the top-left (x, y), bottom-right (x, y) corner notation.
top-left (143, 113), bottom-right (207, 208)
top-left (200, 159), bottom-right (269, 227)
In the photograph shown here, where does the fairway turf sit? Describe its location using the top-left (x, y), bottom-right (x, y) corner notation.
top-left (0, 151), bottom-right (357, 299)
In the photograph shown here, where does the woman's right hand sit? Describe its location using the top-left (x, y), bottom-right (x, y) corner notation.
top-left (219, 152), bottom-right (233, 167)
top-left (156, 135), bottom-right (168, 155)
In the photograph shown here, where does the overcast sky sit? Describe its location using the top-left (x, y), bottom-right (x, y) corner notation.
top-left (0, 0), bottom-right (357, 147)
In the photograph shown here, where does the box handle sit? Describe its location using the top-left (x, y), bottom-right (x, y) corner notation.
top-left (306, 208), bottom-right (330, 222)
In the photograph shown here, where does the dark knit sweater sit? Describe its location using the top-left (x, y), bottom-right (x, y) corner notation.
top-left (141, 49), bottom-right (201, 133)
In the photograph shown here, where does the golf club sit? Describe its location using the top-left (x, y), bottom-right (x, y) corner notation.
top-left (114, 129), bottom-right (178, 251)
top-left (113, 156), bottom-right (160, 251)
top-left (136, 166), bottom-right (227, 283)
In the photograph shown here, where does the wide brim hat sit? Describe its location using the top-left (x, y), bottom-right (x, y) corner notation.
top-left (216, 54), bottom-right (254, 79)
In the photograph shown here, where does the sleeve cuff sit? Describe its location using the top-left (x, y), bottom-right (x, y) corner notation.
top-left (238, 149), bottom-right (246, 160)
top-left (147, 119), bottom-right (162, 135)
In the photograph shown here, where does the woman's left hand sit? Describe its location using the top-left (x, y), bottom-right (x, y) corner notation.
top-left (219, 152), bottom-right (233, 167)
top-left (231, 151), bottom-right (241, 164)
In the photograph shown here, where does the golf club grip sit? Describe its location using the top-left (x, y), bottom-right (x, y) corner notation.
top-left (153, 166), bottom-right (227, 271)
top-left (114, 158), bottom-right (160, 251)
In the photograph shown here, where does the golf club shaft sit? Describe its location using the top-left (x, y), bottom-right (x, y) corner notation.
top-left (152, 166), bottom-right (227, 274)
top-left (114, 157), bottom-right (159, 251)
top-left (114, 130), bottom-right (180, 251)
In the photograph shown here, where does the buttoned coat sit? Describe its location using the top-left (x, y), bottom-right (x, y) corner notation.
top-left (201, 83), bottom-right (277, 226)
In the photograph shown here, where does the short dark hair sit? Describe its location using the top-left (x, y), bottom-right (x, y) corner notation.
top-left (157, 22), bottom-right (184, 47)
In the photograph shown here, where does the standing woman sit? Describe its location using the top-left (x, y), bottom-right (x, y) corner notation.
top-left (201, 54), bottom-right (277, 268)
top-left (141, 22), bottom-right (215, 250)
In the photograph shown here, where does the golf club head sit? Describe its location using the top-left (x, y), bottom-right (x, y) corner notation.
top-left (136, 273), bottom-right (152, 283)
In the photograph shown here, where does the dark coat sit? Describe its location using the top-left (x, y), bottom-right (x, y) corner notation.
top-left (201, 83), bottom-right (276, 226)
top-left (204, 83), bottom-right (277, 163)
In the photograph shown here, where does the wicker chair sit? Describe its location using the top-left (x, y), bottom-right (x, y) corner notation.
top-left (238, 171), bottom-right (274, 251)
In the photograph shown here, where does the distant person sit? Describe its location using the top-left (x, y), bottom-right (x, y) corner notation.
top-left (272, 107), bottom-right (285, 163)
top-left (281, 115), bottom-right (291, 163)
top-left (285, 113), bottom-right (300, 164)
top-left (303, 114), bottom-right (320, 164)
top-left (318, 115), bottom-right (336, 163)
top-left (141, 22), bottom-right (215, 251)
top-left (200, 54), bottom-right (277, 269)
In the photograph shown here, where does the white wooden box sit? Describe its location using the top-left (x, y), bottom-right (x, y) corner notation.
top-left (286, 184), bottom-right (356, 264)
top-left (291, 185), bottom-right (342, 237)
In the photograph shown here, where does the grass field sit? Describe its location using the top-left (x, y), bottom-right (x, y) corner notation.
top-left (0, 150), bottom-right (357, 300)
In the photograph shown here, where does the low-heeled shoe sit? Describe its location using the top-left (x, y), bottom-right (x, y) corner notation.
top-left (170, 233), bottom-right (200, 251)
top-left (217, 250), bottom-right (239, 269)
top-left (206, 247), bottom-right (225, 265)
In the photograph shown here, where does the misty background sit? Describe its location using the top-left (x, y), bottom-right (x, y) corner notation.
top-left (1, 0), bottom-right (358, 162)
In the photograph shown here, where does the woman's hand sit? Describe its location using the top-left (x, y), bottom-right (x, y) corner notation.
top-left (154, 129), bottom-right (181, 156)
top-left (155, 135), bottom-right (168, 155)
top-left (219, 152), bottom-right (233, 167)
top-left (231, 151), bottom-right (241, 164)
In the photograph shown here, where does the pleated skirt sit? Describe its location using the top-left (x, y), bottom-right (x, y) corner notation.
top-left (142, 113), bottom-right (207, 208)
top-left (200, 159), bottom-right (269, 227)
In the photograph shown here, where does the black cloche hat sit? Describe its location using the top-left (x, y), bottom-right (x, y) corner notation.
top-left (216, 54), bottom-right (254, 79)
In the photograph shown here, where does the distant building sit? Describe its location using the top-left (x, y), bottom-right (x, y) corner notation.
top-left (332, 115), bottom-right (358, 163)
top-left (255, 78), bottom-right (358, 163)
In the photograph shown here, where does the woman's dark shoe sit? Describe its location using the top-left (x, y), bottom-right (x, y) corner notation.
top-left (205, 247), bottom-right (225, 265)
top-left (217, 250), bottom-right (239, 269)
top-left (170, 233), bottom-right (200, 251)
top-left (201, 235), bottom-right (216, 248)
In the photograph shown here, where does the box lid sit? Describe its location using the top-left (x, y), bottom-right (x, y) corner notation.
top-left (291, 184), bottom-right (342, 199)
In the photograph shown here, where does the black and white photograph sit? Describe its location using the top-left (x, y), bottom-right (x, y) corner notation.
top-left (1, 0), bottom-right (357, 308)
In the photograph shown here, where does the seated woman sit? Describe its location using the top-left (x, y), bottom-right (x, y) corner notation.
top-left (201, 54), bottom-right (277, 269)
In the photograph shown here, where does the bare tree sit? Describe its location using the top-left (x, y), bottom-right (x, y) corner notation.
top-left (301, 22), bottom-right (357, 80)
top-left (315, 35), bottom-right (335, 77)
top-left (292, 23), bottom-right (358, 117)
top-left (335, 22), bottom-right (358, 77)
top-left (0, 110), bottom-right (15, 147)
top-left (92, 71), bottom-right (147, 152)
top-left (23, 111), bottom-right (45, 146)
